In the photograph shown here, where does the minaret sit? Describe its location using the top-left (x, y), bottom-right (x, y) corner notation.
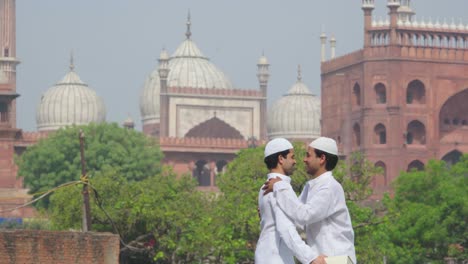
top-left (330, 35), bottom-right (336, 59)
top-left (362, 0), bottom-right (375, 47)
top-left (387, 0), bottom-right (401, 46)
top-left (397, 0), bottom-right (415, 23)
top-left (257, 52), bottom-right (269, 140)
top-left (0, 0), bottom-right (21, 191)
top-left (320, 31), bottom-right (327, 62)
top-left (297, 64), bottom-right (302, 82)
top-left (0, 0), bottom-right (20, 129)
top-left (158, 48), bottom-right (170, 138)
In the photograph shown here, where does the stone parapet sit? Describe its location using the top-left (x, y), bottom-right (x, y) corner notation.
top-left (166, 86), bottom-right (263, 98)
top-left (159, 137), bottom-right (265, 153)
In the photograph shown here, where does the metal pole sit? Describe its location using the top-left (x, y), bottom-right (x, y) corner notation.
top-left (79, 129), bottom-right (92, 232)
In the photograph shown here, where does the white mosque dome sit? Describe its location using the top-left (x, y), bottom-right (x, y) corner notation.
top-left (140, 15), bottom-right (233, 125)
top-left (36, 62), bottom-right (106, 131)
top-left (140, 66), bottom-right (161, 125)
top-left (267, 67), bottom-right (321, 140)
top-left (167, 38), bottom-right (233, 89)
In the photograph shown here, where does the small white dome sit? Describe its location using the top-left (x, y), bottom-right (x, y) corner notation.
top-left (159, 49), bottom-right (170, 60)
top-left (140, 68), bottom-right (161, 125)
top-left (258, 55), bottom-right (269, 65)
top-left (36, 66), bottom-right (106, 131)
top-left (268, 68), bottom-right (321, 140)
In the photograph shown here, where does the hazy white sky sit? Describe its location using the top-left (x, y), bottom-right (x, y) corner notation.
top-left (15, 0), bottom-right (468, 131)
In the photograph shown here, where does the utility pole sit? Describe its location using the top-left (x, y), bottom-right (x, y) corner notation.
top-left (79, 129), bottom-right (91, 232)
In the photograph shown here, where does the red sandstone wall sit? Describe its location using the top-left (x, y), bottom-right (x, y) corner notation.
top-left (0, 230), bottom-right (119, 264)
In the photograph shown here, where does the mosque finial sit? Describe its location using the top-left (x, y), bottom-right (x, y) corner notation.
top-left (69, 50), bottom-right (75, 71)
top-left (297, 65), bottom-right (302, 82)
top-left (185, 10), bottom-right (192, 39)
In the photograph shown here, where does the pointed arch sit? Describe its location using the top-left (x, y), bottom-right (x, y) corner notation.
top-left (353, 123), bottom-right (361, 147)
top-left (185, 116), bottom-right (243, 139)
top-left (406, 80), bottom-right (426, 104)
top-left (374, 123), bottom-right (387, 144)
top-left (193, 160), bottom-right (211, 186)
top-left (407, 160), bottom-right (424, 171)
top-left (216, 160), bottom-right (228, 174)
top-left (439, 88), bottom-right (468, 134)
top-left (373, 161), bottom-right (387, 188)
top-left (353, 83), bottom-right (361, 107)
top-left (442, 150), bottom-right (463, 167)
top-left (406, 120), bottom-right (426, 145)
top-left (374, 83), bottom-right (386, 104)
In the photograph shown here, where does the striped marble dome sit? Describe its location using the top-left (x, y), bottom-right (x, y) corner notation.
top-left (36, 63), bottom-right (106, 131)
top-left (167, 38), bottom-right (233, 89)
top-left (268, 67), bottom-right (321, 140)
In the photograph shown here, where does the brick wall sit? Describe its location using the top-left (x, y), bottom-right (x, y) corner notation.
top-left (0, 230), bottom-right (119, 264)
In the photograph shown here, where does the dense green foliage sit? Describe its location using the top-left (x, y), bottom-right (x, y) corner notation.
top-left (17, 123), bottom-right (163, 208)
top-left (17, 128), bottom-right (467, 263)
top-left (49, 167), bottom-right (214, 263)
top-left (380, 156), bottom-right (468, 263)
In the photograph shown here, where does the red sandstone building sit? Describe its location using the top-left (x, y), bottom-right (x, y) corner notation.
top-left (321, 0), bottom-right (468, 195)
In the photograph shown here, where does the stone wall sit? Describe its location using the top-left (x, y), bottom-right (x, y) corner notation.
top-left (0, 230), bottom-right (119, 264)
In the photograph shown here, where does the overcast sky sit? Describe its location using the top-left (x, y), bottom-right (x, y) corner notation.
top-left (15, 0), bottom-right (468, 131)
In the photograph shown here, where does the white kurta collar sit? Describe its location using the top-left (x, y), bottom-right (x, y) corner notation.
top-left (267, 172), bottom-right (292, 184)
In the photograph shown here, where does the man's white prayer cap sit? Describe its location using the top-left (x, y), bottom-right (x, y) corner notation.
top-left (309, 137), bottom-right (338, 155)
top-left (264, 138), bottom-right (293, 158)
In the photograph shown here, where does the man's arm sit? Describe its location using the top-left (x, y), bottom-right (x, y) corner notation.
top-left (270, 198), bottom-right (317, 264)
top-left (273, 181), bottom-right (333, 226)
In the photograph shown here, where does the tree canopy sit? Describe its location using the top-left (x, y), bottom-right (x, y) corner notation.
top-left (17, 123), bottom-right (163, 208)
top-left (17, 128), bottom-right (467, 263)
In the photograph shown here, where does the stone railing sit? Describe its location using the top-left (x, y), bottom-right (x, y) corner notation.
top-left (166, 86), bottom-right (264, 98)
top-left (159, 137), bottom-right (265, 151)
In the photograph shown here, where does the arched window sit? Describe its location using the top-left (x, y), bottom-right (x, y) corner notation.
top-left (406, 120), bottom-right (426, 145)
top-left (374, 83), bottom-right (386, 104)
top-left (407, 160), bottom-right (424, 171)
top-left (193, 160), bottom-right (211, 186)
top-left (442, 150), bottom-right (462, 167)
top-left (353, 123), bottom-right (361, 147)
top-left (374, 124), bottom-right (386, 144)
top-left (439, 88), bottom-right (468, 133)
top-left (0, 102), bottom-right (8, 123)
top-left (214, 160), bottom-right (228, 186)
top-left (353, 83), bottom-right (361, 107)
top-left (406, 80), bottom-right (426, 104)
top-left (373, 161), bottom-right (387, 188)
top-left (216, 160), bottom-right (227, 174)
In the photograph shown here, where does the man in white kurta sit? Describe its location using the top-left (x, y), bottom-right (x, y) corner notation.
top-left (255, 138), bottom-right (315, 264)
top-left (264, 137), bottom-right (357, 264)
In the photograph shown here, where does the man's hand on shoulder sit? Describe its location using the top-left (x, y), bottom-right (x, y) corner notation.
top-left (262, 177), bottom-right (282, 195)
top-left (310, 255), bottom-right (327, 264)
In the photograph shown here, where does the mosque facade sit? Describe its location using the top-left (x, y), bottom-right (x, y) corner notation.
top-left (320, 0), bottom-right (468, 196)
top-left (0, 0), bottom-right (321, 217)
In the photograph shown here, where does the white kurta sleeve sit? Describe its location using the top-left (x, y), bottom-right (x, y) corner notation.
top-left (273, 181), bottom-right (333, 226)
top-left (270, 198), bottom-right (317, 264)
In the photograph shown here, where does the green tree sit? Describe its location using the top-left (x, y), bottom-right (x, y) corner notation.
top-left (16, 123), bottom-right (163, 208)
top-left (49, 167), bottom-right (215, 264)
top-left (382, 155), bottom-right (468, 263)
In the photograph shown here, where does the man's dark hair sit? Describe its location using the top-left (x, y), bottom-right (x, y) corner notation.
top-left (264, 149), bottom-right (290, 170)
top-left (314, 149), bottom-right (338, 171)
